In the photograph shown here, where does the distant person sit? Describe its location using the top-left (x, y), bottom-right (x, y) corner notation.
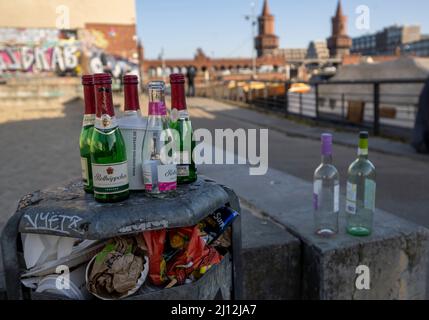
top-left (186, 67), bottom-right (196, 97)
top-left (412, 77), bottom-right (429, 153)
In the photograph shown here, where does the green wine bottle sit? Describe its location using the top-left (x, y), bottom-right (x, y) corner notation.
top-left (90, 73), bottom-right (129, 203)
top-left (346, 132), bottom-right (376, 236)
top-left (80, 75), bottom-right (96, 193)
top-left (169, 74), bottom-right (197, 184)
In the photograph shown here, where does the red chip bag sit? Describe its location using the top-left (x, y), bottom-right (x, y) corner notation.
top-left (143, 230), bottom-right (168, 286)
top-left (166, 226), bottom-right (221, 285)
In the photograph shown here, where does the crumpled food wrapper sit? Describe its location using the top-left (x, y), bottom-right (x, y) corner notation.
top-left (144, 226), bottom-right (222, 288)
top-left (86, 236), bottom-right (149, 300)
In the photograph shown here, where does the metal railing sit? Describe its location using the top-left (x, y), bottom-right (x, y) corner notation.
top-left (197, 78), bottom-right (428, 139)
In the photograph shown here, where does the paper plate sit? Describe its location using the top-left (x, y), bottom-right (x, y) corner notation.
top-left (85, 254), bottom-right (149, 300)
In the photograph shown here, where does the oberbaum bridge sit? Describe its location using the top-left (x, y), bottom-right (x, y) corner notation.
top-left (141, 0), bottom-right (343, 81)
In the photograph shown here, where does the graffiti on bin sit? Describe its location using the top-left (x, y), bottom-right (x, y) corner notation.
top-left (22, 212), bottom-right (85, 235)
top-left (118, 220), bottom-right (169, 234)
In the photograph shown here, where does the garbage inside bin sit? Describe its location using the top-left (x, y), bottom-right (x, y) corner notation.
top-left (86, 236), bottom-right (149, 300)
top-left (22, 234), bottom-right (77, 269)
top-left (34, 264), bottom-right (92, 300)
top-left (143, 207), bottom-right (238, 288)
top-left (199, 206), bottom-right (239, 245)
top-left (18, 206), bottom-right (239, 300)
top-left (21, 239), bottom-right (106, 279)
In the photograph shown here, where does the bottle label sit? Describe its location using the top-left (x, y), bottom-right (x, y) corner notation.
top-left (313, 181), bottom-right (339, 211)
top-left (143, 161), bottom-right (177, 192)
top-left (364, 179), bottom-right (376, 211)
top-left (121, 128), bottom-right (146, 190)
top-left (95, 115), bottom-right (118, 131)
top-left (334, 184), bottom-right (339, 212)
top-left (80, 157), bottom-right (90, 186)
top-left (170, 108), bottom-right (179, 122)
top-left (313, 180), bottom-right (322, 210)
top-left (177, 165), bottom-right (190, 177)
top-left (92, 161), bottom-right (129, 195)
top-left (346, 182), bottom-right (357, 214)
top-left (158, 164), bottom-right (177, 191)
top-left (358, 148), bottom-right (368, 156)
top-left (171, 109), bottom-right (189, 122)
top-left (82, 114), bottom-right (95, 127)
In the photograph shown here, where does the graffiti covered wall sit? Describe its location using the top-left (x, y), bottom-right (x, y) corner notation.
top-left (0, 27), bottom-right (139, 79)
top-left (0, 29), bottom-right (80, 75)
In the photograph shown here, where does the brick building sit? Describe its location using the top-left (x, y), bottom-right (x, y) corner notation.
top-left (254, 0), bottom-right (280, 58)
top-left (327, 1), bottom-right (352, 59)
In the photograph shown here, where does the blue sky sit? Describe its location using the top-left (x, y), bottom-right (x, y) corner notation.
top-left (136, 0), bottom-right (429, 59)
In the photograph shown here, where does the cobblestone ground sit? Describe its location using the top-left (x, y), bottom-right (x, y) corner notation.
top-left (0, 98), bottom-right (81, 227)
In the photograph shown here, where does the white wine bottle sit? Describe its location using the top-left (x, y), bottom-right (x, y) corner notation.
top-left (346, 132), bottom-right (376, 236)
top-left (313, 133), bottom-right (340, 237)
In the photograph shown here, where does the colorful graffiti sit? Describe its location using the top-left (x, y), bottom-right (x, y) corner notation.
top-left (88, 49), bottom-right (138, 79)
top-left (79, 29), bottom-right (139, 79)
top-left (0, 45), bottom-right (79, 73)
top-left (0, 28), bottom-right (138, 79)
top-left (0, 28), bottom-right (80, 75)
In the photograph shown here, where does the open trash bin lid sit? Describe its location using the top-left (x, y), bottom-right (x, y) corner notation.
top-left (17, 177), bottom-right (232, 240)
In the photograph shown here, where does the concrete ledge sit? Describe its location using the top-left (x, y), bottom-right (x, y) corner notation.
top-left (201, 164), bottom-right (429, 300)
top-left (241, 208), bottom-right (301, 300)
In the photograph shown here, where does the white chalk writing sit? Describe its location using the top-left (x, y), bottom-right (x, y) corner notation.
top-left (23, 212), bottom-right (84, 235)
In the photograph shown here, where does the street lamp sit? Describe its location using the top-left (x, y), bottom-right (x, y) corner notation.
top-left (245, 1), bottom-right (257, 77)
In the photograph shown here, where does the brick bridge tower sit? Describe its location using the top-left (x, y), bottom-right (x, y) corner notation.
top-left (255, 0), bottom-right (279, 57)
top-left (327, 0), bottom-right (352, 59)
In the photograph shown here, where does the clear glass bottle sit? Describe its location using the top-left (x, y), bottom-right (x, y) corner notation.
top-left (118, 75), bottom-right (147, 191)
top-left (79, 75), bottom-right (96, 193)
top-left (90, 73), bottom-right (129, 203)
top-left (169, 73), bottom-right (197, 184)
top-left (313, 133), bottom-right (340, 236)
top-left (346, 132), bottom-right (376, 236)
top-left (142, 81), bottom-right (177, 196)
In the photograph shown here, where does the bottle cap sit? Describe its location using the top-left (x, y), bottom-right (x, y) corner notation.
top-left (123, 74), bottom-right (139, 85)
top-left (148, 81), bottom-right (165, 91)
top-left (170, 73), bottom-right (185, 84)
top-left (93, 73), bottom-right (112, 85)
top-left (123, 75), bottom-right (140, 111)
top-left (321, 133), bottom-right (333, 156)
top-left (359, 131), bottom-right (369, 139)
top-left (82, 75), bottom-right (94, 86)
top-left (170, 74), bottom-right (187, 110)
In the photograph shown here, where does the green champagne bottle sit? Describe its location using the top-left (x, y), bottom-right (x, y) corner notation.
top-left (169, 74), bottom-right (197, 184)
top-left (80, 75), bottom-right (96, 193)
top-left (90, 73), bottom-right (129, 203)
top-left (346, 132), bottom-right (376, 236)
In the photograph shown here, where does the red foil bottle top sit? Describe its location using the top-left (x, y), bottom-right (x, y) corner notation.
top-left (170, 73), bottom-right (187, 110)
top-left (94, 74), bottom-right (115, 117)
top-left (93, 73), bottom-right (112, 85)
top-left (81, 75), bottom-right (95, 114)
top-left (82, 74), bottom-right (94, 86)
top-left (123, 74), bottom-right (139, 85)
top-left (123, 75), bottom-right (140, 111)
top-left (170, 73), bottom-right (185, 84)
